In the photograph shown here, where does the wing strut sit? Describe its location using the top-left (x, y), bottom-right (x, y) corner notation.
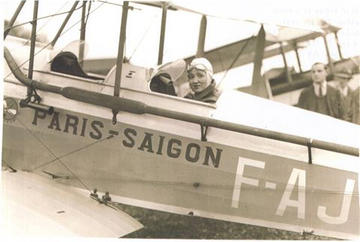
top-left (280, 41), bottom-right (293, 82)
top-left (28, 0), bottom-right (38, 81)
top-left (157, 2), bottom-right (168, 65)
top-left (4, 0), bottom-right (26, 39)
top-left (196, 15), bottom-right (207, 57)
top-left (323, 35), bottom-right (334, 74)
top-left (79, 1), bottom-right (87, 67)
top-left (250, 25), bottom-right (272, 98)
top-left (51, 2), bottom-right (79, 47)
top-left (294, 42), bottom-right (303, 72)
top-left (334, 31), bottom-right (343, 60)
top-left (113, 1), bottom-right (129, 123)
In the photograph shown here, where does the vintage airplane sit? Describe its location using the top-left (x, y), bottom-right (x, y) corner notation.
top-left (2, 0), bottom-right (360, 239)
top-left (81, 6), bottom-right (360, 105)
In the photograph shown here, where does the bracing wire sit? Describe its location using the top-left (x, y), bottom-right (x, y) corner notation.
top-left (15, 116), bottom-right (96, 192)
top-left (97, 0), bottom-right (140, 10)
top-left (32, 134), bottom-right (116, 171)
top-left (217, 36), bottom-right (252, 88)
top-left (85, 0), bottom-right (92, 25)
top-left (4, 1), bottom-right (106, 80)
top-left (23, 1), bottom-right (70, 46)
top-left (4, 4), bottom-right (84, 33)
top-left (128, 13), bottom-right (159, 62)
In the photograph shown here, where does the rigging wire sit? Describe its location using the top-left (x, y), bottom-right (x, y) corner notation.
top-left (4, 4), bottom-right (84, 33)
top-left (93, 0), bottom-right (144, 62)
top-left (85, 0), bottom-right (92, 25)
top-left (4, 1), bottom-right (106, 80)
top-left (217, 36), bottom-right (252, 88)
top-left (15, 116), bottom-right (92, 192)
top-left (128, 13), bottom-right (159, 62)
top-left (23, 1), bottom-right (70, 46)
top-left (97, 0), bottom-right (140, 10)
top-left (3, 5), bottom-right (108, 177)
top-left (32, 134), bottom-right (116, 171)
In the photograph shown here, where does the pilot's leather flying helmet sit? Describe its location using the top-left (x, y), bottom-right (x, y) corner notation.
top-left (188, 58), bottom-right (214, 76)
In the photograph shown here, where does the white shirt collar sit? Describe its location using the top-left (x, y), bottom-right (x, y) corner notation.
top-left (313, 81), bottom-right (327, 97)
top-left (338, 85), bottom-right (349, 97)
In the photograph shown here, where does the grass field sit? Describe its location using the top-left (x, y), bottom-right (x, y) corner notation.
top-left (114, 202), bottom-right (338, 240)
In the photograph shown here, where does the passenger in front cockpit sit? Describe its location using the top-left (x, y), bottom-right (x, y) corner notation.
top-left (149, 59), bottom-right (187, 96)
top-left (185, 58), bottom-right (220, 104)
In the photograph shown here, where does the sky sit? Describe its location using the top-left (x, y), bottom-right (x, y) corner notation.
top-left (2, 0), bottom-right (360, 89)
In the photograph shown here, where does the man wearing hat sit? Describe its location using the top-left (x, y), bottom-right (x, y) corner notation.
top-left (297, 62), bottom-right (343, 119)
top-left (335, 68), bottom-right (353, 122)
top-left (185, 58), bottom-right (220, 104)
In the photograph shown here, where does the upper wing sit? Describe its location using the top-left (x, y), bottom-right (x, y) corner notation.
top-left (185, 19), bottom-right (339, 74)
top-left (185, 35), bottom-right (276, 74)
top-left (82, 19), bottom-right (339, 77)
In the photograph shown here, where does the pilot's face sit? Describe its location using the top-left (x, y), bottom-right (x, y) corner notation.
top-left (311, 64), bottom-right (327, 83)
top-left (187, 69), bottom-right (212, 93)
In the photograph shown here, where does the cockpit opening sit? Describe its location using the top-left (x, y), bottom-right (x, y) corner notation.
top-left (50, 51), bottom-right (103, 80)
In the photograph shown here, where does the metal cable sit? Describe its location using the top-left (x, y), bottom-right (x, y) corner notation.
top-left (4, 4), bottom-right (83, 33)
top-left (4, 1), bottom-right (106, 80)
top-left (97, 0), bottom-right (140, 10)
top-left (85, 1), bottom-right (92, 25)
top-left (32, 134), bottom-right (115, 171)
top-left (128, 13), bottom-right (158, 61)
top-left (15, 116), bottom-right (92, 192)
top-left (218, 36), bottom-right (252, 87)
top-left (22, 1), bottom-right (70, 46)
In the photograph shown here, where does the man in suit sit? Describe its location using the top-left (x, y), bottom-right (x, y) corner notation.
top-left (351, 87), bottom-right (360, 124)
top-left (335, 68), bottom-right (353, 122)
top-left (297, 62), bottom-right (342, 119)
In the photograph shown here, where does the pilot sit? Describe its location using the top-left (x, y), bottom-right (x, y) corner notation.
top-left (334, 68), bottom-right (353, 122)
top-left (297, 62), bottom-right (342, 119)
top-left (185, 58), bottom-right (220, 104)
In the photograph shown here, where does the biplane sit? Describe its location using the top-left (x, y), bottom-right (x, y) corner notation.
top-left (2, 0), bottom-right (360, 239)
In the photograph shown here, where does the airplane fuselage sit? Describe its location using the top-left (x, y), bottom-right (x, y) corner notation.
top-left (3, 36), bottom-right (360, 239)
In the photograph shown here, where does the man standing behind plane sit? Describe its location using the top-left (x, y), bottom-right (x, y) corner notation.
top-left (335, 68), bottom-right (353, 121)
top-left (297, 62), bottom-right (342, 119)
top-left (185, 58), bottom-right (220, 104)
top-left (351, 87), bottom-right (360, 124)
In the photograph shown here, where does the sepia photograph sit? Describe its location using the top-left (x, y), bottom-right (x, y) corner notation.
top-left (1, 0), bottom-right (360, 240)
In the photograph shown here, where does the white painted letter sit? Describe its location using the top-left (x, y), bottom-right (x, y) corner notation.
top-left (231, 157), bottom-right (265, 208)
top-left (317, 179), bottom-right (355, 225)
top-left (276, 168), bottom-right (306, 219)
